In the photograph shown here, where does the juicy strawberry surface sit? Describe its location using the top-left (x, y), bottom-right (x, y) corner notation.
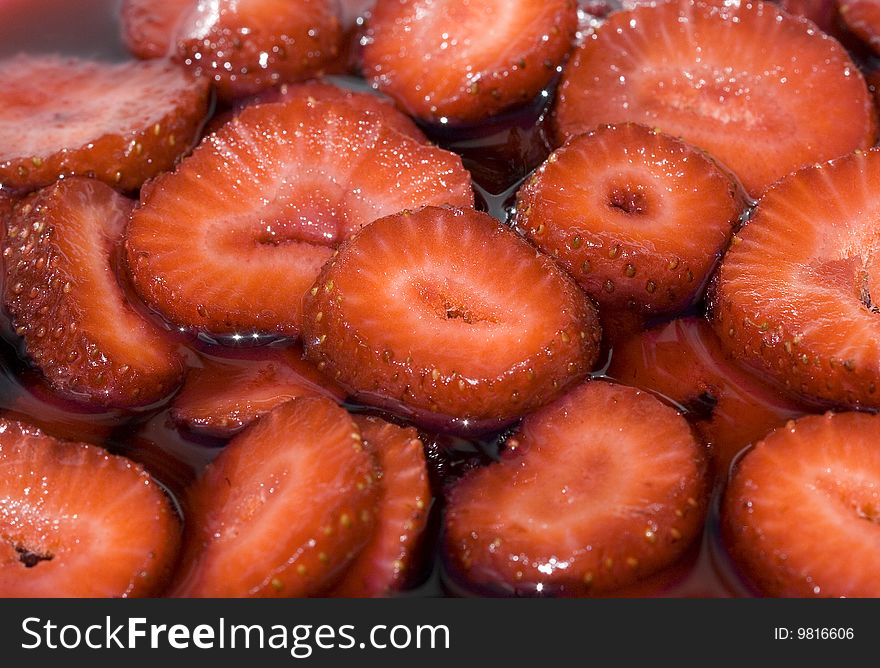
top-left (0, 417), bottom-right (180, 597)
top-left (125, 96), bottom-right (473, 338)
top-left (0, 55), bottom-right (210, 191)
top-left (839, 0), bottom-right (880, 52)
top-left (517, 123), bottom-right (745, 318)
top-left (608, 317), bottom-right (807, 473)
top-left (122, 0), bottom-right (344, 100)
top-left (444, 381), bottom-right (708, 596)
top-left (330, 415), bottom-right (431, 597)
top-left (724, 411), bottom-right (880, 597)
top-left (711, 146), bottom-right (880, 409)
top-left (3, 178), bottom-right (184, 407)
top-left (172, 397), bottom-right (378, 597)
top-left (171, 345), bottom-right (345, 438)
top-left (553, 0), bottom-right (876, 196)
top-left (362, 0), bottom-right (578, 123)
top-left (302, 206), bottom-right (602, 431)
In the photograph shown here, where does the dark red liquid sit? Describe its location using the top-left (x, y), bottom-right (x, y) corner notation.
top-left (0, 0), bottom-right (819, 598)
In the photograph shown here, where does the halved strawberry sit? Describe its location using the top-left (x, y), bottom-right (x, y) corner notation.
top-left (0, 55), bottom-right (210, 191)
top-left (330, 415), bottom-right (431, 597)
top-left (302, 206), bottom-right (601, 432)
top-left (125, 97), bottom-right (473, 338)
top-left (121, 0), bottom-right (344, 100)
top-left (362, 0), bottom-right (578, 123)
top-left (171, 345), bottom-right (346, 437)
top-left (839, 0), bottom-right (880, 52)
top-left (3, 178), bottom-right (184, 408)
top-left (171, 397), bottom-right (378, 597)
top-left (723, 411), bottom-right (880, 597)
top-left (444, 381), bottom-right (707, 596)
top-left (553, 0), bottom-right (876, 196)
top-left (236, 80), bottom-right (426, 142)
top-left (711, 146), bottom-right (880, 409)
top-left (0, 417), bottom-right (180, 597)
top-left (516, 123), bottom-right (745, 318)
top-left (608, 317), bottom-right (807, 472)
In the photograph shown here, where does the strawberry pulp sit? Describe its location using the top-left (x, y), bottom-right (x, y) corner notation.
top-left (0, 0), bottom-right (824, 598)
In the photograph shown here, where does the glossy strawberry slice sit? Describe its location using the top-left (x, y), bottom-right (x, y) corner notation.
top-left (4, 178), bottom-right (184, 408)
top-left (517, 123), bottom-right (745, 318)
top-left (172, 397), bottom-right (378, 597)
top-left (553, 0), bottom-right (876, 196)
top-left (302, 206), bottom-right (601, 432)
top-left (711, 147), bottom-right (880, 409)
top-left (608, 317), bottom-right (807, 472)
top-left (171, 346), bottom-right (345, 437)
top-left (0, 55), bottom-right (209, 191)
top-left (444, 381), bottom-right (707, 596)
top-left (125, 97), bottom-right (473, 338)
top-left (724, 411), bottom-right (880, 597)
top-left (121, 0), bottom-right (343, 100)
top-left (0, 417), bottom-right (180, 597)
top-left (330, 416), bottom-right (431, 597)
top-left (363, 0), bottom-right (578, 123)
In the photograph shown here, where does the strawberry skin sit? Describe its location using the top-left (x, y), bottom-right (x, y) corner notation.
top-left (120, 0), bottom-right (192, 58)
top-left (125, 96), bottom-right (473, 338)
top-left (171, 346), bottom-right (345, 437)
top-left (302, 206), bottom-right (602, 430)
top-left (0, 417), bottom-right (180, 597)
top-left (172, 397), bottom-right (378, 597)
top-left (0, 55), bottom-right (209, 191)
top-left (363, 0), bottom-right (578, 123)
top-left (3, 178), bottom-right (184, 408)
top-left (444, 381), bottom-right (708, 596)
top-left (330, 415), bottom-right (431, 597)
top-left (724, 411), bottom-right (880, 597)
top-left (517, 123), bottom-right (745, 317)
top-left (711, 146), bottom-right (880, 409)
top-left (553, 0), bottom-right (876, 196)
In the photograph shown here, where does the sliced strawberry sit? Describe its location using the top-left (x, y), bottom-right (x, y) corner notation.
top-left (171, 397), bottom-right (378, 597)
top-left (711, 146), bottom-right (880, 409)
top-left (0, 417), bottom-right (180, 597)
top-left (0, 55), bottom-right (210, 191)
top-left (777, 0), bottom-right (839, 35)
top-left (171, 345), bottom-right (346, 437)
top-left (125, 97), bottom-right (473, 338)
top-left (121, 0), bottom-right (343, 100)
top-left (839, 0), bottom-right (880, 52)
top-left (237, 80), bottom-right (427, 142)
top-left (608, 317), bottom-right (807, 472)
top-left (723, 411), bottom-right (880, 597)
top-left (517, 123), bottom-right (745, 318)
top-left (362, 0), bottom-right (578, 123)
top-left (553, 0), bottom-right (876, 196)
top-left (444, 381), bottom-right (707, 596)
top-left (330, 415), bottom-right (431, 597)
top-left (302, 206), bottom-right (601, 432)
top-left (3, 178), bottom-right (184, 408)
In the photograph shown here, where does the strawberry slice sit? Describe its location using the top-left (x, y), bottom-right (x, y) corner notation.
top-left (330, 415), bottom-right (431, 597)
top-left (121, 0), bottom-right (343, 100)
top-left (171, 397), bottom-right (378, 597)
top-left (0, 55), bottom-right (210, 191)
top-left (839, 0), bottom-right (880, 52)
top-left (778, 0), bottom-right (839, 35)
top-left (362, 0), bottom-right (578, 123)
top-left (171, 345), bottom-right (346, 438)
top-left (711, 146), bottom-right (880, 409)
top-left (516, 123), bottom-right (745, 318)
top-left (0, 417), bottom-right (180, 597)
top-left (553, 0), bottom-right (876, 196)
top-left (608, 317), bottom-right (807, 472)
top-left (302, 206), bottom-right (601, 432)
top-left (3, 178), bottom-right (184, 408)
top-left (723, 411), bottom-right (880, 597)
top-left (444, 381), bottom-right (707, 596)
top-left (125, 97), bottom-right (473, 338)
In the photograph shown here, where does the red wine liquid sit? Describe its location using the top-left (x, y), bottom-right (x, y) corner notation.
top-left (0, 0), bottom-right (794, 598)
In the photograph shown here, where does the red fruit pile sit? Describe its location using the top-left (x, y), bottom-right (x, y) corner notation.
top-left (2, 0), bottom-right (880, 598)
